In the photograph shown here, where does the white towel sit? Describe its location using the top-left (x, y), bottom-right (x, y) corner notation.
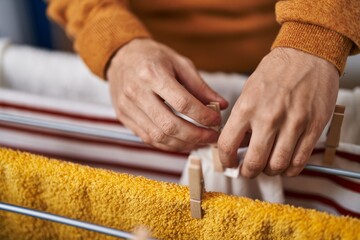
top-left (0, 38), bottom-right (11, 87)
top-left (0, 41), bottom-right (111, 106)
top-left (180, 146), bottom-right (285, 203)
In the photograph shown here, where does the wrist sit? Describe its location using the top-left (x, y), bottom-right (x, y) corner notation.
top-left (106, 37), bottom-right (152, 80)
top-left (272, 22), bottom-right (352, 75)
top-left (270, 47), bottom-right (339, 76)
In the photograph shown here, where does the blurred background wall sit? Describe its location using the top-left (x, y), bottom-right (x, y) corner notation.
top-left (0, 0), bottom-right (358, 88)
top-left (0, 0), bottom-right (72, 51)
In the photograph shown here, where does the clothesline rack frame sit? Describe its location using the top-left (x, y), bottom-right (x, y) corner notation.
top-left (0, 202), bottom-right (151, 239)
top-left (1, 112), bottom-right (359, 179)
top-left (0, 112), bottom-right (359, 238)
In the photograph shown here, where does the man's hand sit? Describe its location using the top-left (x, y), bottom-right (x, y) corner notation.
top-left (107, 38), bottom-right (228, 152)
top-left (218, 47), bottom-right (339, 177)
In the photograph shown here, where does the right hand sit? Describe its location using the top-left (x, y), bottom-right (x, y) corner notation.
top-left (107, 38), bottom-right (228, 152)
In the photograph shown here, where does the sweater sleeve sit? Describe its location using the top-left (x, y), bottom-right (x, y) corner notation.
top-left (47, 0), bottom-right (150, 79)
top-left (272, 0), bottom-right (360, 74)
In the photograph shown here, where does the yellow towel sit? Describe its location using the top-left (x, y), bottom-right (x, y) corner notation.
top-left (0, 148), bottom-right (359, 239)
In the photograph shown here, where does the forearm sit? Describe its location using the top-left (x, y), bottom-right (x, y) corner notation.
top-left (47, 0), bottom-right (150, 79)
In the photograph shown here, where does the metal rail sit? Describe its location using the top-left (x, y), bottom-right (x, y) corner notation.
top-left (0, 202), bottom-right (156, 239)
top-left (304, 164), bottom-right (360, 179)
top-left (1, 112), bottom-right (360, 180)
top-left (0, 112), bottom-right (142, 143)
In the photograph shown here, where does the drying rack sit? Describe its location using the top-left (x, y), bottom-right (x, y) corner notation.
top-left (0, 202), bottom-right (152, 239)
top-left (1, 112), bottom-right (359, 238)
top-left (1, 112), bottom-right (359, 179)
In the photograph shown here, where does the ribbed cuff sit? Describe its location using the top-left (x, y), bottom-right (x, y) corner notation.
top-left (272, 22), bottom-right (353, 74)
top-left (75, 9), bottom-right (150, 79)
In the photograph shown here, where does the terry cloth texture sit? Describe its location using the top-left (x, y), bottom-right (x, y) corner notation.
top-left (1, 148), bottom-right (360, 239)
top-left (47, 0), bottom-right (360, 78)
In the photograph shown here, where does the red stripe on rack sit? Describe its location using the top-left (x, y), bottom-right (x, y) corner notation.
top-left (0, 101), bottom-right (119, 124)
top-left (285, 190), bottom-right (360, 218)
top-left (337, 151), bottom-right (360, 164)
top-left (300, 170), bottom-right (360, 193)
top-left (0, 124), bottom-right (189, 158)
top-left (0, 144), bottom-right (183, 178)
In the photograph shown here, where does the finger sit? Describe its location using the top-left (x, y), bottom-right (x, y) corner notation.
top-left (119, 111), bottom-right (193, 152)
top-left (115, 109), bottom-right (150, 142)
top-left (284, 130), bottom-right (318, 177)
top-left (152, 70), bottom-right (221, 127)
top-left (218, 111), bottom-right (250, 168)
top-left (241, 126), bottom-right (277, 178)
top-left (120, 96), bottom-right (197, 152)
top-left (134, 92), bottom-right (219, 144)
top-left (264, 121), bottom-right (305, 176)
top-left (173, 57), bottom-right (228, 109)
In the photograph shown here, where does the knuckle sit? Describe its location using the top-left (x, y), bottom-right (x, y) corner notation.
top-left (162, 145), bottom-right (186, 152)
top-left (292, 114), bottom-right (308, 130)
top-left (284, 171), bottom-right (298, 177)
top-left (245, 160), bottom-right (264, 173)
top-left (182, 57), bottom-right (195, 67)
top-left (137, 64), bottom-right (154, 79)
top-left (235, 103), bottom-right (253, 117)
top-left (218, 141), bottom-right (236, 157)
top-left (114, 107), bottom-right (124, 119)
top-left (275, 148), bottom-right (291, 162)
top-left (270, 160), bottom-right (289, 172)
top-left (141, 134), bottom-right (151, 144)
top-left (155, 141), bottom-right (189, 152)
top-left (170, 144), bottom-right (188, 152)
top-left (242, 172), bottom-right (256, 179)
top-left (153, 143), bottom-right (173, 152)
top-left (160, 119), bottom-right (178, 136)
top-left (173, 97), bottom-right (191, 113)
top-left (197, 80), bottom-right (208, 93)
top-left (116, 96), bottom-right (127, 109)
top-left (123, 85), bottom-right (136, 99)
top-left (263, 113), bottom-right (282, 129)
top-left (149, 129), bottom-right (167, 143)
top-left (309, 119), bottom-right (325, 133)
top-left (292, 151), bottom-right (308, 168)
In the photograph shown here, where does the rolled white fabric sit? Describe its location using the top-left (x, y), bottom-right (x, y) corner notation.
top-left (0, 42), bottom-right (246, 111)
top-left (0, 38), bottom-right (11, 87)
top-left (1, 42), bottom-right (111, 106)
top-left (180, 146), bottom-right (285, 203)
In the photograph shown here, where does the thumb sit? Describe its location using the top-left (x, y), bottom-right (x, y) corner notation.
top-left (173, 57), bottom-right (228, 109)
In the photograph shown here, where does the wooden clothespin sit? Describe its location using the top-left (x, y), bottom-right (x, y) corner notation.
top-left (323, 105), bottom-right (345, 165)
top-left (132, 226), bottom-right (150, 240)
top-left (188, 155), bottom-right (204, 219)
top-left (207, 102), bottom-right (224, 172)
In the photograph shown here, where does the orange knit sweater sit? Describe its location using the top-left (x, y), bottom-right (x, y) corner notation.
top-left (47, 0), bottom-right (360, 79)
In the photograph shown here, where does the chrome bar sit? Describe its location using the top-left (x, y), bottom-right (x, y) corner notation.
top-left (0, 112), bottom-right (142, 143)
top-left (304, 164), bottom-right (360, 179)
top-left (0, 202), bottom-right (146, 239)
top-left (1, 112), bottom-right (360, 179)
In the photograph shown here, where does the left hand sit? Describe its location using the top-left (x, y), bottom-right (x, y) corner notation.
top-left (218, 47), bottom-right (339, 178)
